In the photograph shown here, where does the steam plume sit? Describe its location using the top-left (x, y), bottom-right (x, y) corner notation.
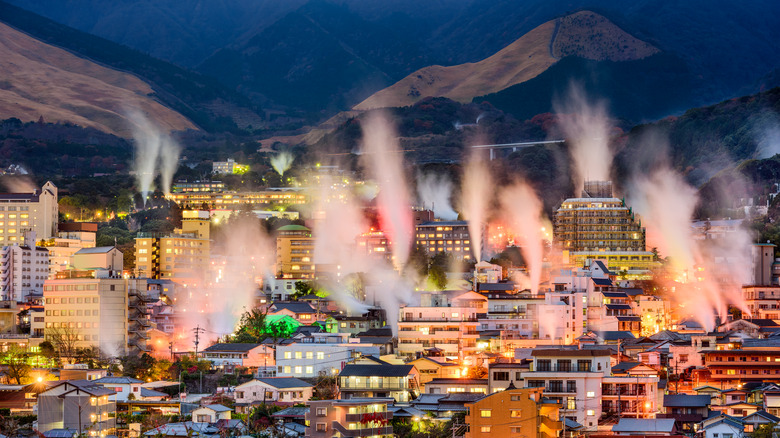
top-left (360, 111), bottom-right (414, 270)
top-left (271, 152), bottom-right (295, 176)
top-left (462, 152), bottom-right (492, 261)
top-left (500, 182), bottom-right (545, 294)
top-left (417, 172), bottom-right (458, 220)
top-left (128, 109), bottom-right (181, 203)
top-left (553, 84), bottom-right (613, 194)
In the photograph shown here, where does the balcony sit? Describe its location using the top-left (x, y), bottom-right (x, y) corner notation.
top-left (340, 383), bottom-right (409, 391)
top-left (602, 390), bottom-right (646, 396)
top-left (332, 422), bottom-right (392, 437)
top-left (345, 412), bottom-right (391, 423)
top-left (533, 365), bottom-right (594, 373)
top-left (399, 317), bottom-right (479, 323)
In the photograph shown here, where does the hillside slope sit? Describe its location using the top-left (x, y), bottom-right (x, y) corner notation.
top-left (0, 22), bottom-right (195, 137)
top-left (355, 11), bottom-right (657, 110)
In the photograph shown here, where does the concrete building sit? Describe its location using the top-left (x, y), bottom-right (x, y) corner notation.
top-left (415, 221), bottom-right (473, 259)
top-left (276, 225), bottom-right (315, 280)
top-left (42, 223), bottom-right (97, 277)
top-left (338, 364), bottom-right (419, 402)
top-left (305, 398), bottom-right (394, 438)
top-left (0, 181), bottom-right (58, 247)
top-left (168, 188), bottom-right (306, 210)
top-left (275, 333), bottom-right (380, 378)
top-left (1, 231), bottom-right (49, 302)
top-left (554, 181), bottom-right (656, 277)
top-left (134, 211), bottom-right (210, 280)
top-left (212, 159), bottom-right (248, 175)
top-left (91, 376), bottom-right (144, 403)
top-left (752, 243), bottom-right (776, 286)
top-left (43, 276), bottom-right (153, 356)
top-left (397, 291), bottom-right (485, 359)
top-left (73, 247), bottom-right (123, 272)
top-left (201, 343), bottom-right (275, 370)
top-left (36, 380), bottom-right (116, 435)
top-left (464, 386), bottom-right (562, 438)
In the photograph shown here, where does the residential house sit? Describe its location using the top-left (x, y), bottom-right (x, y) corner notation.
top-left (305, 398), bottom-right (393, 438)
top-left (488, 362), bottom-right (529, 393)
top-left (611, 418), bottom-right (678, 436)
top-left (659, 394), bottom-right (711, 433)
top-left (275, 332), bottom-right (380, 378)
top-left (234, 378), bottom-right (313, 414)
top-left (743, 410), bottom-right (780, 432)
top-left (407, 357), bottom-right (461, 389)
top-left (698, 415), bottom-right (745, 438)
top-left (92, 376), bottom-right (143, 402)
top-left (192, 404), bottom-right (232, 423)
top-left (268, 301), bottom-right (320, 324)
top-left (36, 380), bottom-right (116, 435)
top-left (201, 343), bottom-right (275, 370)
top-left (464, 386), bottom-right (561, 438)
top-left (425, 378), bottom-right (487, 395)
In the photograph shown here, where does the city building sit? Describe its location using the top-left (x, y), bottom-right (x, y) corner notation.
top-left (42, 223), bottom-right (97, 277)
top-left (397, 292), bottom-right (485, 359)
top-left (91, 376), bottom-right (144, 403)
top-left (305, 398), bottom-right (394, 438)
top-left (171, 181), bottom-right (226, 193)
top-left (275, 332), bottom-right (380, 378)
top-left (488, 362), bottom-right (528, 393)
top-left (73, 246), bottom-right (123, 272)
top-left (134, 210), bottom-right (210, 280)
top-left (554, 180), bottom-right (656, 276)
top-left (43, 276), bottom-right (153, 356)
top-left (0, 181), bottom-right (58, 247)
top-left (338, 364), bottom-right (419, 402)
top-left (702, 349), bottom-right (780, 384)
top-left (276, 225), bottom-right (315, 280)
top-left (192, 404), bottom-right (232, 423)
top-left (1, 231), bottom-right (49, 302)
top-left (212, 159), bottom-right (248, 175)
top-left (201, 343), bottom-right (275, 370)
top-left (464, 386), bottom-right (562, 438)
top-left (234, 378), bottom-right (313, 413)
top-left (167, 188), bottom-right (306, 210)
top-left (408, 357), bottom-right (462, 388)
top-left (425, 378), bottom-right (487, 395)
top-left (36, 380), bottom-right (116, 435)
top-left (415, 221), bottom-right (473, 259)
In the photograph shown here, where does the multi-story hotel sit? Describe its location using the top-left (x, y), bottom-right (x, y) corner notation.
top-left (134, 211), bottom-right (210, 280)
top-left (554, 180), bottom-right (656, 275)
top-left (1, 231), bottom-right (49, 302)
top-left (167, 187), bottom-right (306, 210)
top-left (0, 181), bottom-right (58, 246)
top-left (414, 220), bottom-right (473, 259)
top-left (43, 275), bottom-right (153, 355)
top-left (276, 225), bottom-right (315, 279)
top-left (397, 291), bottom-right (486, 359)
top-left (42, 222), bottom-right (97, 277)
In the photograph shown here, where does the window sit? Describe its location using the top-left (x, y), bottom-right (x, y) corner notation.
top-left (305, 366), bottom-right (313, 374)
top-left (480, 410), bottom-right (491, 418)
top-left (510, 410), bottom-right (522, 418)
top-left (586, 410), bottom-right (595, 416)
top-left (294, 366), bottom-right (302, 374)
top-left (316, 423), bottom-right (326, 432)
top-left (480, 426), bottom-right (491, 433)
top-left (316, 408), bottom-right (327, 417)
top-left (316, 352), bottom-right (324, 360)
top-left (587, 391), bottom-right (595, 398)
top-left (284, 352), bottom-right (292, 359)
top-left (493, 371), bottom-right (509, 381)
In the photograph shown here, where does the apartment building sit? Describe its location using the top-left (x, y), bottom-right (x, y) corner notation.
top-left (743, 285), bottom-right (780, 319)
top-left (212, 158), bottom-right (248, 175)
top-left (275, 333), bottom-right (380, 378)
top-left (0, 181), bottom-right (58, 247)
top-left (276, 225), bottom-right (315, 280)
top-left (465, 387), bottom-right (562, 438)
top-left (702, 349), bottom-right (780, 384)
top-left (168, 187), bottom-right (306, 210)
top-left (1, 231), bottom-right (49, 302)
top-left (306, 398), bottom-right (394, 438)
top-left (415, 221), bottom-right (472, 259)
top-left (134, 210), bottom-right (210, 280)
top-left (43, 276), bottom-right (153, 355)
top-left (42, 222), bottom-right (97, 277)
top-left (397, 291), bottom-right (486, 359)
top-left (338, 364), bottom-right (419, 402)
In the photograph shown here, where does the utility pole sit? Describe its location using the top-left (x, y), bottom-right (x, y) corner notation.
top-left (169, 341), bottom-right (174, 361)
top-left (193, 325), bottom-right (205, 358)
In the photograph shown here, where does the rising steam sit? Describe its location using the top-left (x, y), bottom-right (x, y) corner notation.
top-left (360, 111), bottom-right (414, 270)
top-left (462, 152), bottom-right (492, 261)
top-left (627, 133), bottom-right (752, 330)
top-left (128, 109), bottom-right (181, 203)
top-left (500, 182), bottom-right (545, 294)
top-left (417, 172), bottom-right (458, 220)
top-left (554, 84), bottom-right (613, 195)
top-left (271, 152), bottom-right (295, 176)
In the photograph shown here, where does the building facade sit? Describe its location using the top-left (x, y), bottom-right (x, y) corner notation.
top-left (276, 225), bottom-right (315, 280)
top-left (305, 398), bottom-right (393, 438)
top-left (134, 211), bottom-right (210, 280)
top-left (465, 387), bottom-right (562, 438)
top-left (415, 221), bottom-right (473, 259)
top-left (0, 181), bottom-right (58, 247)
top-left (1, 232), bottom-right (49, 302)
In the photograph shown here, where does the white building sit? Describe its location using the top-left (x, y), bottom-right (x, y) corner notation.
top-left (275, 333), bottom-right (380, 378)
top-left (43, 222), bottom-right (97, 278)
top-left (234, 378), bottom-right (313, 413)
top-left (0, 181), bottom-right (58, 246)
top-left (92, 376), bottom-right (144, 402)
top-left (1, 231), bottom-right (49, 302)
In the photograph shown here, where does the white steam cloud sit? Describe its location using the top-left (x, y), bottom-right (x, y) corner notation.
top-left (128, 109), bottom-right (181, 203)
top-left (417, 172), bottom-right (458, 220)
top-left (271, 152), bottom-right (295, 176)
top-left (554, 84), bottom-right (613, 194)
top-left (462, 152), bottom-right (492, 261)
top-left (360, 111), bottom-right (414, 270)
top-left (500, 182), bottom-right (545, 294)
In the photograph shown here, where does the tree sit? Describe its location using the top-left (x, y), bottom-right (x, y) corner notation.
top-left (46, 326), bottom-right (81, 364)
top-left (233, 309), bottom-right (268, 343)
top-left (120, 353), bottom-right (157, 381)
top-left (752, 423), bottom-right (776, 438)
top-left (2, 346), bottom-right (30, 384)
top-left (311, 375), bottom-right (338, 400)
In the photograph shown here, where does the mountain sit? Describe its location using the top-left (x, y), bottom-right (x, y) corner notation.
top-left (0, 0), bottom-right (261, 133)
top-left (356, 11), bottom-right (658, 110)
top-left (0, 22), bottom-right (195, 137)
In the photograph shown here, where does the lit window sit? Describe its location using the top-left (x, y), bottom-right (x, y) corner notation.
top-left (587, 391), bottom-right (595, 397)
top-left (481, 426), bottom-right (491, 432)
top-left (586, 410), bottom-right (595, 416)
top-left (480, 410), bottom-right (491, 418)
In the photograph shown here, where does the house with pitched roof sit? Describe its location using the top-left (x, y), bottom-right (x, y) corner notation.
top-left (234, 377), bottom-right (313, 413)
top-left (192, 404), bottom-right (232, 423)
top-left (36, 380), bottom-right (117, 435)
top-left (201, 343), bottom-right (274, 370)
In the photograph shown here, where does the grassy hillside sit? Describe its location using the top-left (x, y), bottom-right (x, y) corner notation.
top-left (0, 0), bottom-right (259, 132)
